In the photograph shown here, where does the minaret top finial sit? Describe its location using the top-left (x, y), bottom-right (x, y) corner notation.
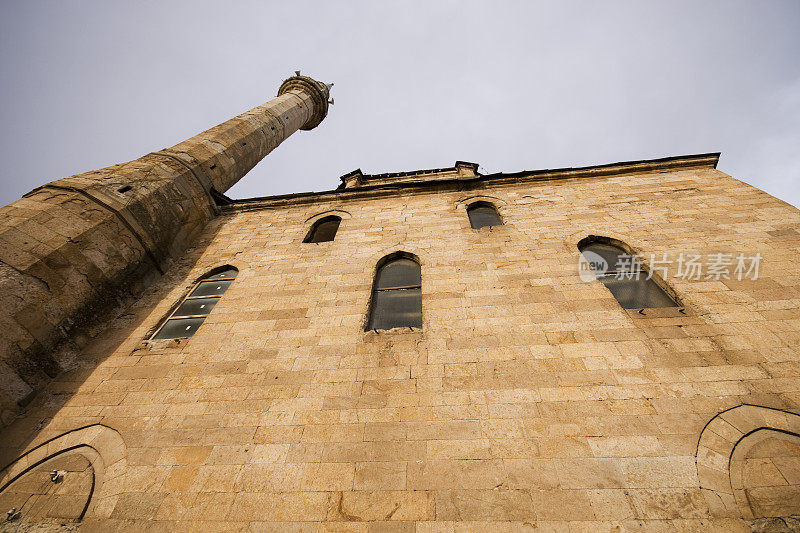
top-left (277, 73), bottom-right (333, 130)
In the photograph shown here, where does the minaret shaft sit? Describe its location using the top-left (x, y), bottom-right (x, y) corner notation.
top-left (0, 74), bottom-right (330, 423)
top-left (162, 75), bottom-right (329, 193)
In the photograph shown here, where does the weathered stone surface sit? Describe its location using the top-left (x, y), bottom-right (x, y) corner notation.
top-left (0, 74), bottom-right (331, 425)
top-left (1, 88), bottom-right (799, 531)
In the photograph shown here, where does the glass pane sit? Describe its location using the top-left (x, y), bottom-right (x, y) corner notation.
top-left (205, 268), bottom-right (238, 280)
top-left (600, 276), bottom-right (679, 309)
top-left (368, 288), bottom-right (422, 330)
top-left (467, 205), bottom-right (502, 229)
top-left (173, 297), bottom-right (220, 317)
top-left (189, 280), bottom-right (232, 297)
top-left (375, 258), bottom-right (421, 289)
top-left (305, 217), bottom-right (341, 243)
top-left (152, 317), bottom-right (206, 339)
top-left (580, 243), bottom-right (625, 273)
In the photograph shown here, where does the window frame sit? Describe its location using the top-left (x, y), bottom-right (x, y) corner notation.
top-left (149, 266), bottom-right (238, 340)
top-left (578, 236), bottom-right (682, 310)
top-left (303, 215), bottom-right (342, 243)
top-left (366, 253), bottom-right (423, 332)
top-left (466, 201), bottom-right (503, 230)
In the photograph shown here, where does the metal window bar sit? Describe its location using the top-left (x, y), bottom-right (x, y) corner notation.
top-left (595, 268), bottom-right (645, 279)
top-left (375, 284), bottom-right (421, 291)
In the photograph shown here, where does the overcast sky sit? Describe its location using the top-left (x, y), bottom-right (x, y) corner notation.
top-left (1, 1), bottom-right (798, 208)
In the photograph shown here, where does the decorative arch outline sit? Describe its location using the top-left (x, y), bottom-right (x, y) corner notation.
top-left (454, 195), bottom-right (507, 211)
top-left (696, 404), bottom-right (800, 519)
top-left (364, 247), bottom-right (429, 270)
top-left (577, 234), bottom-right (637, 256)
top-left (566, 229), bottom-right (637, 251)
top-left (304, 209), bottom-right (352, 224)
top-left (0, 424), bottom-right (127, 520)
top-left (190, 263), bottom-right (239, 284)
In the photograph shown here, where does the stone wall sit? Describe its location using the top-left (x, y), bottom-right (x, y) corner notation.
top-left (1, 157), bottom-right (799, 530)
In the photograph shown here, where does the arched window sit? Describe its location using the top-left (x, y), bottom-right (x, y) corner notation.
top-left (467, 202), bottom-right (503, 229)
top-left (304, 215), bottom-right (341, 243)
top-left (152, 266), bottom-right (238, 339)
top-left (367, 255), bottom-right (422, 330)
top-left (579, 239), bottom-right (679, 309)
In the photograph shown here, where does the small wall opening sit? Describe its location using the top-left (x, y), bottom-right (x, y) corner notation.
top-left (304, 215), bottom-right (341, 243)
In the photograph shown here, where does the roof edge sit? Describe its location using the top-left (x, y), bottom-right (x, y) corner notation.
top-left (337, 160), bottom-right (481, 188)
top-left (225, 152), bottom-right (721, 211)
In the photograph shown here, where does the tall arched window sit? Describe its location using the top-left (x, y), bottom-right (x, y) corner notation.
top-left (367, 254), bottom-right (422, 330)
top-left (152, 266), bottom-right (238, 339)
top-left (579, 239), bottom-right (679, 309)
top-left (304, 215), bottom-right (341, 243)
top-left (467, 202), bottom-right (503, 229)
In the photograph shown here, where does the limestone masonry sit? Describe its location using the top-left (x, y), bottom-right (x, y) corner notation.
top-left (0, 74), bottom-right (798, 531)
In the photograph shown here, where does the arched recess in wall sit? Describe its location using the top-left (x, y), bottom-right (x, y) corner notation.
top-left (455, 196), bottom-right (507, 230)
top-left (150, 265), bottom-right (238, 340)
top-left (0, 424), bottom-right (127, 524)
top-left (577, 235), bottom-right (680, 309)
top-left (302, 210), bottom-right (351, 243)
top-left (454, 195), bottom-right (507, 210)
top-left (304, 216), bottom-right (341, 243)
top-left (696, 404), bottom-right (800, 520)
top-left (466, 202), bottom-right (503, 229)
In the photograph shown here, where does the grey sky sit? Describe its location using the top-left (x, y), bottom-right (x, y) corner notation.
top-left (1, 1), bottom-right (798, 208)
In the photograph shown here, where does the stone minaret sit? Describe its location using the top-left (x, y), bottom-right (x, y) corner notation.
top-left (0, 73), bottom-right (332, 424)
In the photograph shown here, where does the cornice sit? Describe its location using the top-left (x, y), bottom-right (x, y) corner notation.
top-left (220, 152), bottom-right (721, 214)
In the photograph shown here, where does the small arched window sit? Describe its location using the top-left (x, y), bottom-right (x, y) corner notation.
top-left (367, 255), bottom-right (422, 330)
top-left (467, 202), bottom-right (503, 229)
top-left (304, 215), bottom-right (341, 243)
top-left (579, 240), bottom-right (678, 309)
top-left (152, 266), bottom-right (238, 339)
